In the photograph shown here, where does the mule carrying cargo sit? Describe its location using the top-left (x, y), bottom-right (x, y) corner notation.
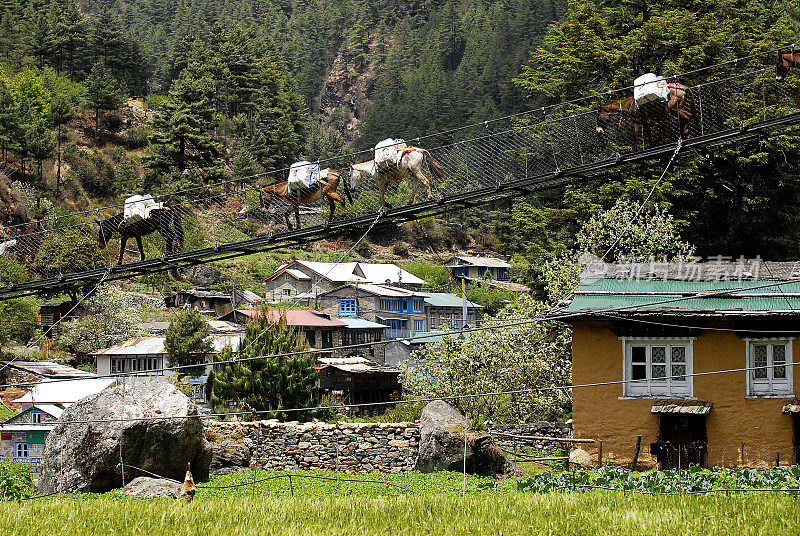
top-left (633, 73), bottom-right (670, 106)
top-left (374, 138), bottom-right (408, 170)
top-left (123, 194), bottom-right (165, 225)
top-left (287, 161), bottom-right (330, 193)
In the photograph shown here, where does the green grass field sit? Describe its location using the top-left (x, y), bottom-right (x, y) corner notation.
top-left (2, 470), bottom-right (799, 535)
top-left (3, 491), bottom-right (799, 535)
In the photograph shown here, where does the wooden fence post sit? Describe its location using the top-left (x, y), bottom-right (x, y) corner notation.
top-left (776, 450), bottom-right (780, 467)
top-left (631, 435), bottom-right (642, 471)
top-left (598, 440), bottom-right (603, 466)
top-left (741, 443), bottom-right (745, 467)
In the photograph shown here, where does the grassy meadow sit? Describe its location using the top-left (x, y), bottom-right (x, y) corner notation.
top-left (1, 470), bottom-right (799, 535)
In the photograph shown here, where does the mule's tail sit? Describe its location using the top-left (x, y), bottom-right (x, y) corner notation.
top-left (421, 149), bottom-right (445, 179)
top-left (172, 209), bottom-right (184, 252)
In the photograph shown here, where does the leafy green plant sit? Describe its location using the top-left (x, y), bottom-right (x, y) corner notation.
top-left (0, 460), bottom-right (33, 501)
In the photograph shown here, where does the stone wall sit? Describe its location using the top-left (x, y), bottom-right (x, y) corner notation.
top-left (489, 422), bottom-right (572, 453)
top-left (205, 420), bottom-right (420, 473)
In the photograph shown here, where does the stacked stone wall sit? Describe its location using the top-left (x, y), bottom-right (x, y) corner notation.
top-left (489, 422), bottom-right (572, 452)
top-left (205, 420), bottom-right (420, 473)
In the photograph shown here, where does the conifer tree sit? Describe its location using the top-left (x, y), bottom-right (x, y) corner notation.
top-left (165, 309), bottom-right (213, 378)
top-left (210, 309), bottom-right (318, 421)
top-left (85, 64), bottom-right (123, 141)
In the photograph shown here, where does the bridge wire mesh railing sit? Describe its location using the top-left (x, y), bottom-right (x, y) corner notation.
top-left (2, 51), bottom-right (800, 292)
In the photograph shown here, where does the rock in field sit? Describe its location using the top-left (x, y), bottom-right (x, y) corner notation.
top-left (37, 380), bottom-right (212, 494)
top-left (415, 400), bottom-right (525, 477)
top-left (121, 477), bottom-right (181, 498)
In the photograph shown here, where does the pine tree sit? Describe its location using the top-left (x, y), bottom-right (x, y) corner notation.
top-left (85, 64), bottom-right (123, 140)
top-left (210, 309), bottom-right (318, 421)
top-left (165, 309), bottom-right (213, 378)
top-left (145, 70), bottom-right (222, 188)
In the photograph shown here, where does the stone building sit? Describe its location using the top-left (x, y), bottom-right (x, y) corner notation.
top-left (263, 260), bottom-right (426, 302)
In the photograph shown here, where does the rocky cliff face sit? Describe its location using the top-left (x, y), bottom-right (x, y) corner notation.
top-left (313, 35), bottom-right (384, 143)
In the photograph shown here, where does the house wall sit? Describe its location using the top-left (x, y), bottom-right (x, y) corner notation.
top-left (572, 319), bottom-right (798, 468)
top-left (265, 278), bottom-right (314, 302)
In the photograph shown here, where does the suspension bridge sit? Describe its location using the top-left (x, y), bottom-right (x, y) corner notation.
top-left (1, 48), bottom-right (800, 299)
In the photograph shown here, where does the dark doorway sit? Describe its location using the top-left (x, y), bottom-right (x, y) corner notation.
top-left (659, 415), bottom-right (707, 469)
top-left (794, 416), bottom-right (800, 464)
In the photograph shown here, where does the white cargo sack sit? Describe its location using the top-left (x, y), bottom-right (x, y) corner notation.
top-left (633, 73), bottom-right (670, 106)
top-left (123, 194), bottom-right (164, 224)
top-left (287, 161), bottom-right (320, 192)
top-left (0, 239), bottom-right (16, 255)
top-left (374, 138), bottom-right (407, 170)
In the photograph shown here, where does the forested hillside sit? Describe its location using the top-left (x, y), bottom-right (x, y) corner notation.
top-left (78, 0), bottom-right (565, 143)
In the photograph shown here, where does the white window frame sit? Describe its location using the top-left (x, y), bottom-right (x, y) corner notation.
top-left (745, 338), bottom-right (794, 397)
top-left (621, 337), bottom-right (694, 398)
top-left (14, 442), bottom-right (28, 458)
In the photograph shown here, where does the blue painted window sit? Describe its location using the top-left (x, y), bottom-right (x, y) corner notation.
top-left (338, 299), bottom-right (357, 317)
top-left (414, 319), bottom-right (425, 333)
top-left (29, 410), bottom-right (42, 425)
top-left (413, 299), bottom-right (424, 312)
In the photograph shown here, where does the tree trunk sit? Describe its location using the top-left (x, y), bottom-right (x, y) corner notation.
top-left (56, 124), bottom-right (62, 197)
top-left (95, 108), bottom-right (99, 141)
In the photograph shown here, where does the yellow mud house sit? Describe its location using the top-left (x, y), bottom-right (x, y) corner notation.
top-left (554, 261), bottom-right (800, 469)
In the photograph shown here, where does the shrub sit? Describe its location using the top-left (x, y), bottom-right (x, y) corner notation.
top-left (0, 460), bottom-right (34, 501)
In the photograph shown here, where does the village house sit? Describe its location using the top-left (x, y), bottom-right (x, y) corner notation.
top-left (421, 292), bottom-right (483, 331)
top-left (445, 255), bottom-right (511, 281)
top-left (165, 288), bottom-right (263, 316)
top-left (93, 333), bottom-right (243, 401)
top-left (0, 377), bottom-right (115, 472)
top-left (316, 284), bottom-right (427, 339)
top-left (552, 260), bottom-right (800, 469)
top-left (263, 260), bottom-right (426, 302)
top-left (317, 356), bottom-right (401, 409)
top-left (0, 360), bottom-right (96, 386)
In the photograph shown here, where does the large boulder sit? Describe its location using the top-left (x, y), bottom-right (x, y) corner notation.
top-left (415, 400), bottom-right (524, 477)
top-left (209, 440), bottom-right (252, 475)
top-left (37, 380), bottom-right (212, 494)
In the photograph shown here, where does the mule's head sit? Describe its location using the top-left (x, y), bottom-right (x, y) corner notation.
top-left (348, 164), bottom-right (368, 193)
top-left (777, 52), bottom-right (791, 81)
top-left (596, 105), bottom-right (613, 134)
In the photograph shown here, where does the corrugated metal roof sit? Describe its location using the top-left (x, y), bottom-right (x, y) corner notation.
top-left (318, 356), bottom-right (399, 374)
top-left (232, 309), bottom-right (347, 328)
top-left (576, 278), bottom-right (800, 293)
top-left (93, 335), bottom-right (242, 355)
top-left (356, 263), bottom-right (426, 285)
top-left (0, 361), bottom-right (96, 379)
top-left (581, 260), bottom-right (800, 282)
top-left (447, 255), bottom-right (510, 268)
top-left (651, 401), bottom-right (712, 415)
top-left (11, 377), bottom-right (117, 404)
top-left (34, 403), bottom-right (64, 419)
top-left (339, 318), bottom-right (388, 329)
top-left (420, 292), bottom-right (482, 308)
top-left (339, 284), bottom-right (423, 297)
top-left (567, 294), bottom-right (800, 312)
top-left (285, 269), bottom-right (312, 280)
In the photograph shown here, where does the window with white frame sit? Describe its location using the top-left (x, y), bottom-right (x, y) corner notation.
top-left (747, 340), bottom-right (793, 396)
top-left (623, 339), bottom-right (693, 397)
top-left (15, 442), bottom-right (28, 458)
top-left (29, 410), bottom-right (42, 424)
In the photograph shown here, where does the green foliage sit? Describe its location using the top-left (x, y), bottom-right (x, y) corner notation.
top-left (56, 285), bottom-right (142, 358)
top-left (518, 465), bottom-right (800, 495)
top-left (32, 229), bottom-right (102, 278)
top-left (465, 281), bottom-right (517, 316)
top-left (210, 308), bottom-right (318, 420)
top-left (403, 294), bottom-right (571, 423)
top-left (403, 260), bottom-right (450, 288)
top-left (165, 309), bottom-right (213, 377)
top-left (0, 297), bottom-right (39, 346)
top-left (0, 460), bottom-right (33, 501)
top-left (513, 0), bottom-right (800, 260)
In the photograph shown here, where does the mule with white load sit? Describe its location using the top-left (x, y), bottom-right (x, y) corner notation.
top-left (349, 139), bottom-right (444, 209)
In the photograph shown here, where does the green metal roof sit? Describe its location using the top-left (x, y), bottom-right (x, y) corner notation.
top-left (419, 292), bottom-right (482, 309)
top-left (567, 279), bottom-right (800, 314)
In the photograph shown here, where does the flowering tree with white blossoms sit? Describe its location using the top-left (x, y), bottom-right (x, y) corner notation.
top-left (403, 199), bottom-right (695, 423)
